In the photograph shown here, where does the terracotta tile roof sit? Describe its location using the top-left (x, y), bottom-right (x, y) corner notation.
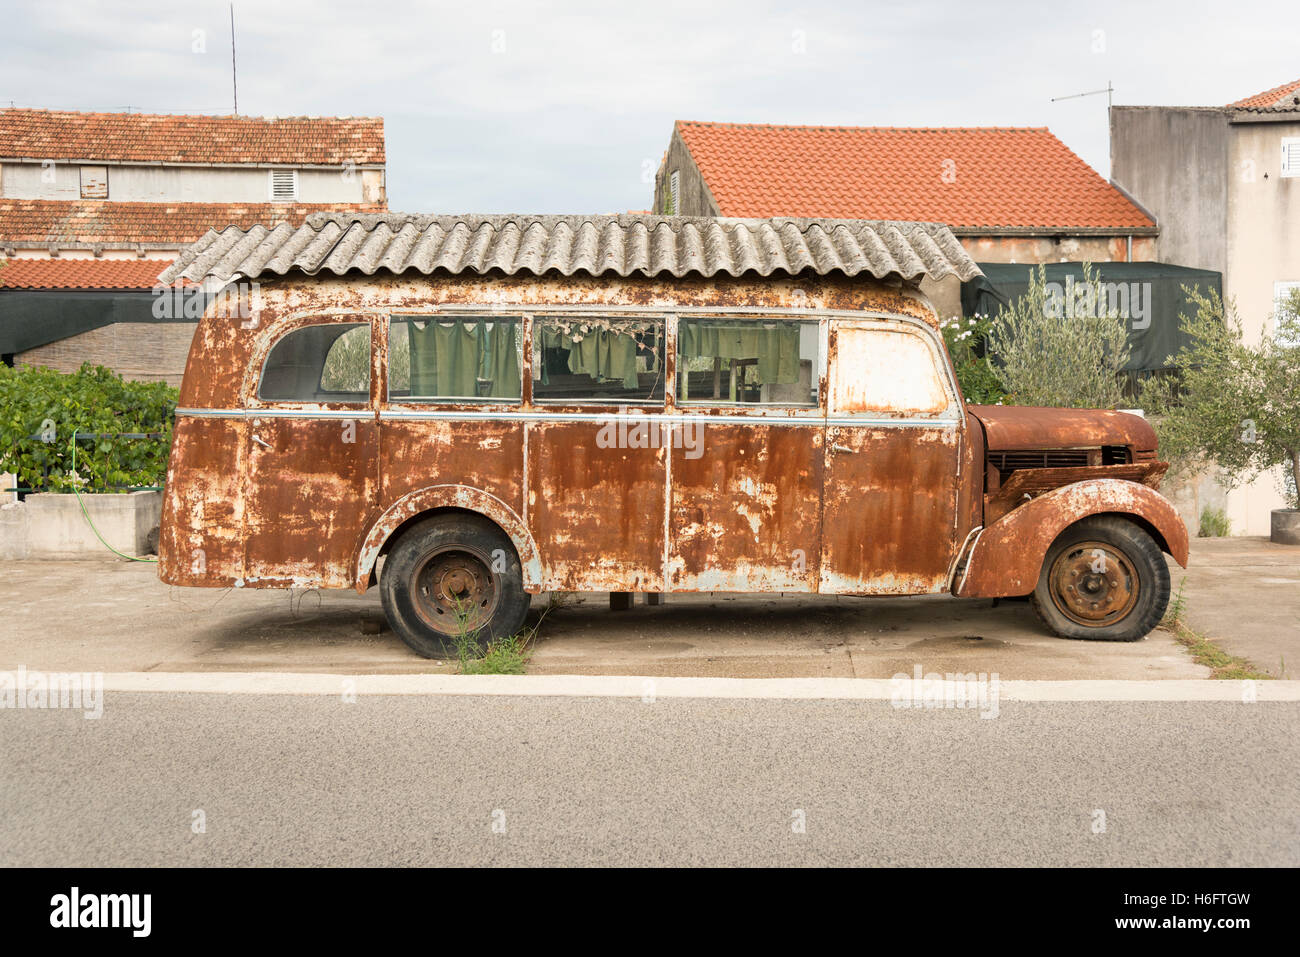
top-left (0, 199), bottom-right (388, 247)
top-left (0, 109), bottom-right (385, 166)
top-left (0, 258), bottom-right (175, 290)
top-left (675, 121), bottom-right (1155, 231)
top-left (1227, 78), bottom-right (1300, 110)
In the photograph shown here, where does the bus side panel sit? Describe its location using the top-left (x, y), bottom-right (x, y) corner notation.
top-left (158, 415), bottom-right (248, 587)
top-left (379, 417), bottom-right (525, 531)
top-left (668, 421), bottom-right (824, 592)
top-left (527, 420), bottom-right (666, 592)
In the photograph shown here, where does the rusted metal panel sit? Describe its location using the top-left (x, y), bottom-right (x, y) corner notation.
top-left (380, 419), bottom-right (524, 516)
top-left (957, 478), bottom-right (1189, 598)
top-left (820, 425), bottom-right (962, 594)
top-left (968, 404), bottom-right (1158, 453)
top-left (668, 422), bottom-right (823, 592)
top-left (984, 462), bottom-right (1169, 524)
top-left (527, 419), bottom-right (667, 591)
top-left (158, 414), bottom-right (246, 586)
top-left (241, 414), bottom-right (379, 587)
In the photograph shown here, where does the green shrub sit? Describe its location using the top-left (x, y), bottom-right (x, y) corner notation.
top-left (1197, 506), bottom-right (1230, 538)
top-left (986, 262), bottom-right (1131, 409)
top-left (0, 363), bottom-right (177, 492)
top-left (939, 314), bottom-right (1008, 404)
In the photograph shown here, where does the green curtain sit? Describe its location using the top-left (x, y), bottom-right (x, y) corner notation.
top-left (678, 322), bottom-right (801, 385)
top-left (564, 330), bottom-right (640, 389)
top-left (407, 319), bottom-right (520, 398)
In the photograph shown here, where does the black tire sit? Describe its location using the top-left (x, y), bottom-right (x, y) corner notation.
top-left (1030, 516), bottom-right (1170, 642)
top-left (379, 513), bottom-right (530, 659)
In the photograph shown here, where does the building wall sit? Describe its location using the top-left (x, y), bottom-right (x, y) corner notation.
top-left (1225, 118), bottom-right (1300, 343)
top-left (0, 161), bottom-right (383, 204)
top-left (1111, 105), bottom-right (1297, 536)
top-left (1110, 106), bottom-right (1230, 274)
top-left (16, 321), bottom-right (197, 386)
top-left (653, 130), bottom-right (720, 216)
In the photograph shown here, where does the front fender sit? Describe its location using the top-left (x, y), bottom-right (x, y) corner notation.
top-left (955, 479), bottom-right (1188, 598)
top-left (353, 485), bottom-right (544, 593)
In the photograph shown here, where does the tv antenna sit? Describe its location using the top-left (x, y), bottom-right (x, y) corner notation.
top-left (230, 3), bottom-right (239, 114)
top-left (1051, 80), bottom-right (1113, 108)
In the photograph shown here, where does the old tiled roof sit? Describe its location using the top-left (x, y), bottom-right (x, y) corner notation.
top-left (0, 258), bottom-right (175, 290)
top-left (0, 109), bottom-right (385, 166)
top-left (0, 199), bottom-right (388, 247)
top-left (160, 213), bottom-right (982, 284)
top-left (675, 121), bottom-right (1156, 232)
top-left (1227, 78), bottom-right (1300, 110)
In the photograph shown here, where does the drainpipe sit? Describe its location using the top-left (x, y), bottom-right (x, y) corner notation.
top-left (1126, 235), bottom-right (1132, 262)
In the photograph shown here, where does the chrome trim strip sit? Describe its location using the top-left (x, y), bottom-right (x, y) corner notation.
top-left (179, 406), bottom-right (961, 429)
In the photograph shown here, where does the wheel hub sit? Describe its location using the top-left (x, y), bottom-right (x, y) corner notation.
top-left (1048, 541), bottom-right (1139, 627)
top-left (409, 547), bottom-right (499, 637)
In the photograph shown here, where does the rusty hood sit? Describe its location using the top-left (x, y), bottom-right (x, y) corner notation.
top-left (967, 405), bottom-right (1158, 452)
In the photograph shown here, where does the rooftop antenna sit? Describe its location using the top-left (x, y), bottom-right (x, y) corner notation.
top-left (230, 3), bottom-right (238, 115)
top-left (1051, 79), bottom-right (1113, 108)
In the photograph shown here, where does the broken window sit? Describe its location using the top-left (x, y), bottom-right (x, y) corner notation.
top-left (532, 316), bottom-right (665, 404)
top-left (676, 317), bottom-right (818, 406)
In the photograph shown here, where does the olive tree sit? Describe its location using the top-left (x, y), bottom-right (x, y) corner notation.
top-left (1142, 288), bottom-right (1300, 509)
top-left (985, 263), bottom-right (1131, 409)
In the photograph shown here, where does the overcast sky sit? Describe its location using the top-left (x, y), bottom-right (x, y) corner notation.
top-left (1, 0), bottom-right (1294, 214)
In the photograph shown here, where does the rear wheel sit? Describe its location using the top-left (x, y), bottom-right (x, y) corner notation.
top-left (1031, 516), bottom-right (1170, 641)
top-left (379, 513), bottom-right (530, 659)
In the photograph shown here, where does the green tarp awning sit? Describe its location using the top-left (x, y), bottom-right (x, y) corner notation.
top-left (961, 262), bottom-right (1223, 373)
top-left (0, 290), bottom-right (203, 357)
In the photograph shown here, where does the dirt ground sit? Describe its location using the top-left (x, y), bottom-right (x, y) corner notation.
top-left (5, 535), bottom-right (1293, 679)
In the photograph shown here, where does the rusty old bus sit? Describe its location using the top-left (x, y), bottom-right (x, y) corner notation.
top-left (158, 214), bottom-right (1188, 658)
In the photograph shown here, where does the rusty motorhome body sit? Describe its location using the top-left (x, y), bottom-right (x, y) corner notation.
top-left (158, 214), bottom-right (1188, 657)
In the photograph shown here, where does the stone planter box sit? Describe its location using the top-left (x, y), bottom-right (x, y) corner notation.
top-left (1272, 509), bottom-right (1300, 546)
top-left (0, 491), bottom-right (162, 560)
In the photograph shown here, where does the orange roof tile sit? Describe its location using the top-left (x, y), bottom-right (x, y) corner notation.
top-left (1227, 78), bottom-right (1300, 110)
top-left (0, 109), bottom-right (385, 166)
top-left (0, 199), bottom-right (387, 246)
top-left (675, 121), bottom-right (1154, 231)
top-left (0, 258), bottom-right (175, 290)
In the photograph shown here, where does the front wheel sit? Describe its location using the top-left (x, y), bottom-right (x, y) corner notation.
top-left (1030, 516), bottom-right (1170, 641)
top-left (379, 513), bottom-right (530, 659)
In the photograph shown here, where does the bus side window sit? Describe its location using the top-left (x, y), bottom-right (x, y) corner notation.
top-left (388, 316), bottom-right (523, 402)
top-left (532, 316), bottom-right (665, 404)
top-left (259, 322), bottom-right (370, 402)
top-left (676, 317), bottom-right (818, 405)
top-left (831, 327), bottom-right (950, 415)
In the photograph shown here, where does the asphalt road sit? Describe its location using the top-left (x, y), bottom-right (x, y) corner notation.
top-left (2, 692), bottom-right (1296, 866)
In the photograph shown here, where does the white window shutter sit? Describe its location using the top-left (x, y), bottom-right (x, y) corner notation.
top-left (669, 170), bottom-right (680, 215)
top-left (1282, 138), bottom-right (1300, 178)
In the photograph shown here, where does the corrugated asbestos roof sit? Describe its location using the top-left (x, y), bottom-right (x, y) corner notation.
top-left (159, 213), bottom-right (982, 285)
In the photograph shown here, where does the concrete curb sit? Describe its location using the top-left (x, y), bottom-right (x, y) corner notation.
top-left (95, 672), bottom-right (1300, 701)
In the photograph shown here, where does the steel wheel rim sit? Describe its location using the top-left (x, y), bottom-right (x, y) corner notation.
top-left (1048, 540), bottom-right (1139, 627)
top-left (409, 545), bottom-right (498, 637)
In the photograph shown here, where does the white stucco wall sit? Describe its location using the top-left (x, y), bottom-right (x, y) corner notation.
top-left (0, 161), bottom-right (381, 203)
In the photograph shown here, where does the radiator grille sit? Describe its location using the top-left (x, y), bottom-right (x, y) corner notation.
top-left (989, 446), bottom-right (1130, 483)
